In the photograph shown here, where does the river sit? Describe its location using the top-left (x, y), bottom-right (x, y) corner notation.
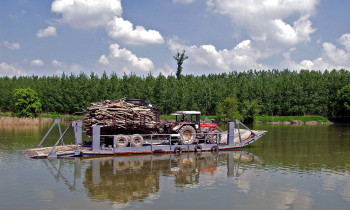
top-left (0, 123), bottom-right (349, 209)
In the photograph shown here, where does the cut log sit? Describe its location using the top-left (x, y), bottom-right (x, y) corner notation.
top-left (83, 98), bottom-right (160, 136)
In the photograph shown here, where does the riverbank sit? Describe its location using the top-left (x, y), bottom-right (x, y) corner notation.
top-left (0, 112), bottom-right (85, 125)
top-left (254, 115), bottom-right (333, 125)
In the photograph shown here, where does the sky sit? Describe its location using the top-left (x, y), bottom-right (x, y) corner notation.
top-left (1, 0), bottom-right (350, 77)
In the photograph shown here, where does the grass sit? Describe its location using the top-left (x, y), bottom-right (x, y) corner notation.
top-left (0, 112), bottom-right (11, 117)
top-left (255, 115), bottom-right (329, 122)
top-left (0, 112), bottom-right (85, 121)
top-left (37, 113), bottom-right (85, 121)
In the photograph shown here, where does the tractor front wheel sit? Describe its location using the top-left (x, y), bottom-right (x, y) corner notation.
top-left (178, 125), bottom-right (196, 145)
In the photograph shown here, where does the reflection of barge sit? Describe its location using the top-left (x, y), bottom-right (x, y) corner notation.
top-left (43, 151), bottom-right (263, 203)
top-left (24, 120), bottom-right (267, 159)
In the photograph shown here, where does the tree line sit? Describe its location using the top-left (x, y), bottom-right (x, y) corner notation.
top-left (0, 69), bottom-right (349, 118)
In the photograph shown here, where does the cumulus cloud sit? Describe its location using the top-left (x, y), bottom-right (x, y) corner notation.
top-left (207, 0), bottom-right (318, 48)
top-left (37, 26), bottom-right (57, 38)
top-left (97, 43), bottom-right (154, 74)
top-left (51, 0), bottom-right (163, 46)
top-left (282, 33), bottom-right (350, 71)
top-left (0, 62), bottom-right (26, 77)
top-left (30, 59), bottom-right (44, 66)
top-left (2, 41), bottom-right (21, 50)
top-left (51, 0), bottom-right (122, 28)
top-left (168, 38), bottom-right (266, 74)
top-left (106, 17), bottom-right (164, 45)
top-left (52, 59), bottom-right (65, 68)
top-left (52, 59), bottom-right (84, 74)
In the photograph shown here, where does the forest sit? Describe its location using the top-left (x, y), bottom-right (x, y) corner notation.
top-left (0, 69), bottom-right (349, 118)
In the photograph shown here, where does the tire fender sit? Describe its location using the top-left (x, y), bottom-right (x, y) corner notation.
top-left (174, 147), bottom-right (182, 154)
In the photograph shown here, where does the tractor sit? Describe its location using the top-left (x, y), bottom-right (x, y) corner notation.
top-left (164, 111), bottom-right (219, 145)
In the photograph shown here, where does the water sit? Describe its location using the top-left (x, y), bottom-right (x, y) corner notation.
top-left (0, 123), bottom-right (350, 209)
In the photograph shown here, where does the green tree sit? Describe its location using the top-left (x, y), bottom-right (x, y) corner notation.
top-left (173, 50), bottom-right (188, 79)
top-left (216, 97), bottom-right (243, 122)
top-left (242, 100), bottom-right (262, 122)
top-left (337, 84), bottom-right (350, 116)
top-left (13, 88), bottom-right (42, 117)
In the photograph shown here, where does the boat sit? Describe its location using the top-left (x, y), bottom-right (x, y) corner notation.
top-left (23, 119), bottom-right (267, 158)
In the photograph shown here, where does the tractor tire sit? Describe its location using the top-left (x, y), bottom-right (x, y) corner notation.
top-left (178, 125), bottom-right (196, 145)
top-left (130, 134), bottom-right (143, 147)
top-left (206, 130), bottom-right (221, 144)
top-left (115, 135), bottom-right (129, 148)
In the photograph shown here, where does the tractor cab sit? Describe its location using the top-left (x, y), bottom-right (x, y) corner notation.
top-left (170, 111), bottom-right (218, 132)
top-left (171, 111), bottom-right (201, 130)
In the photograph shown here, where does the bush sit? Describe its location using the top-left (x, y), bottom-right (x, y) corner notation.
top-left (242, 100), bottom-right (262, 123)
top-left (13, 88), bottom-right (42, 117)
top-left (216, 97), bottom-right (243, 122)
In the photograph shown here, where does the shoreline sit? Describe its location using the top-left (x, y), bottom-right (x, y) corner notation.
top-left (0, 116), bottom-right (334, 126)
top-left (254, 120), bottom-right (333, 125)
top-left (0, 116), bottom-right (53, 125)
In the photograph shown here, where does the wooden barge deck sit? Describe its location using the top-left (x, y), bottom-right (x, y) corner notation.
top-left (23, 120), bottom-right (267, 159)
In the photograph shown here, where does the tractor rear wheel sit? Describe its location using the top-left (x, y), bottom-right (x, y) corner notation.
top-left (178, 125), bottom-right (196, 145)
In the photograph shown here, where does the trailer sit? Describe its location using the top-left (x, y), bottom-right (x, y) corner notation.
top-left (23, 119), bottom-right (267, 159)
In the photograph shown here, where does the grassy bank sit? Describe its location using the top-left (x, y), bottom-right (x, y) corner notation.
top-left (0, 112), bottom-right (85, 125)
top-left (37, 113), bottom-right (85, 121)
top-left (254, 115), bottom-right (330, 123)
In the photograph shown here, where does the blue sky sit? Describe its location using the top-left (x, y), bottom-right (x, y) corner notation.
top-left (1, 0), bottom-right (350, 77)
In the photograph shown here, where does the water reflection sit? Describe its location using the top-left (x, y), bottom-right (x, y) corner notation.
top-left (43, 151), bottom-right (262, 203)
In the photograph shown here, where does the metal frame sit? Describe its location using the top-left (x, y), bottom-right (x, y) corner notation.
top-left (38, 119), bottom-right (64, 147)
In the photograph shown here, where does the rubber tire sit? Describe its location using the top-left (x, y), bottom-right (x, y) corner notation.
top-left (115, 135), bottom-right (129, 148)
top-left (206, 130), bottom-right (221, 144)
top-left (194, 145), bottom-right (202, 153)
top-left (211, 145), bottom-right (219, 152)
top-left (178, 125), bottom-right (196, 145)
top-left (130, 134), bottom-right (143, 147)
top-left (174, 147), bottom-right (182, 154)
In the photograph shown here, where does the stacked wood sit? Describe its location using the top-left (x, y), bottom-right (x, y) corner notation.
top-left (83, 98), bottom-right (159, 136)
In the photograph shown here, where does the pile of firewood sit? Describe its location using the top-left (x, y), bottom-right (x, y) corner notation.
top-left (83, 99), bottom-right (159, 136)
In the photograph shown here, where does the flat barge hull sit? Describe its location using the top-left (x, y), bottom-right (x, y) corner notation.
top-left (24, 121), bottom-right (267, 159)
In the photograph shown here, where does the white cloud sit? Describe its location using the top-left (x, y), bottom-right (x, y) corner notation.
top-left (30, 59), bottom-right (44, 66)
top-left (98, 55), bottom-right (109, 65)
top-left (0, 62), bottom-right (26, 77)
top-left (2, 41), bottom-right (21, 50)
top-left (106, 17), bottom-right (164, 45)
top-left (207, 0), bottom-right (318, 47)
top-left (338, 33), bottom-right (350, 53)
top-left (52, 59), bottom-right (65, 68)
top-left (98, 43), bottom-right (154, 74)
top-left (322, 42), bottom-right (348, 65)
top-left (271, 15), bottom-right (315, 45)
top-left (52, 59), bottom-right (84, 74)
top-left (281, 33), bottom-right (350, 71)
top-left (51, 0), bottom-right (163, 46)
top-left (51, 0), bottom-right (122, 28)
top-left (70, 63), bottom-right (83, 73)
top-left (173, 0), bottom-right (196, 4)
top-left (168, 38), bottom-right (266, 74)
top-left (37, 26), bottom-right (57, 38)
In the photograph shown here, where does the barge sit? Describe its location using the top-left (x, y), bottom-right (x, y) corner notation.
top-left (24, 119), bottom-right (267, 158)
